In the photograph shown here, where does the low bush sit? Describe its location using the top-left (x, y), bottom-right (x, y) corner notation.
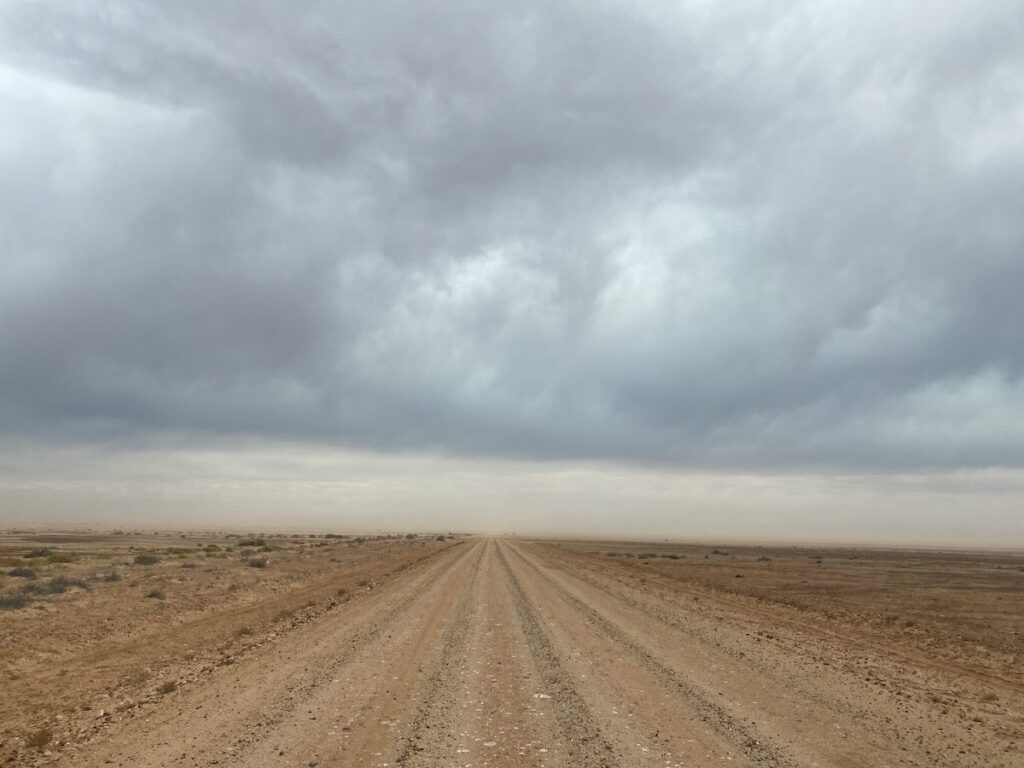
top-left (133, 554), bottom-right (160, 566)
top-left (24, 727), bottom-right (52, 750)
top-left (238, 538), bottom-right (266, 547)
top-left (244, 558), bottom-right (269, 569)
top-left (127, 669), bottom-right (152, 686)
top-left (156, 681), bottom-right (177, 694)
top-left (24, 548), bottom-right (53, 559)
top-left (145, 589), bottom-right (166, 600)
top-left (23, 576), bottom-right (90, 595)
top-left (102, 570), bottom-right (122, 581)
top-left (8, 566), bottom-right (36, 579)
top-left (0, 593), bottom-right (32, 610)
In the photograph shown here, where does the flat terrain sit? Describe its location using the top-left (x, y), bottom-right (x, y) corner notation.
top-left (1, 533), bottom-right (1022, 767)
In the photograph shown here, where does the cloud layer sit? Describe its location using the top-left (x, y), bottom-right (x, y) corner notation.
top-left (2, 1), bottom-right (1022, 470)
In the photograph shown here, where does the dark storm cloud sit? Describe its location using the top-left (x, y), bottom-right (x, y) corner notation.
top-left (1, 0), bottom-right (1022, 469)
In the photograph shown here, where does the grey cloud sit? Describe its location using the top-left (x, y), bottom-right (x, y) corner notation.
top-left (0, 0), bottom-right (1022, 470)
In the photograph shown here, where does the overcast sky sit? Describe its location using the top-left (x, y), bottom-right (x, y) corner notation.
top-left (1, 2), bottom-right (1022, 545)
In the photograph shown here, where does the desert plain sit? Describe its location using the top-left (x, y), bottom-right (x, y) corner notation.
top-left (0, 531), bottom-right (1021, 767)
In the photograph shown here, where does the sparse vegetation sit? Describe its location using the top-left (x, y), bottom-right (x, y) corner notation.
top-left (102, 570), bottom-right (122, 581)
top-left (9, 566), bottom-right (37, 579)
top-left (0, 593), bottom-right (32, 610)
top-left (24, 548), bottom-right (53, 559)
top-left (145, 589), bottom-right (166, 599)
top-left (156, 681), bottom-right (177, 694)
top-left (238, 538), bottom-right (266, 547)
top-left (245, 557), bottom-right (269, 568)
top-left (134, 554), bottom-right (161, 565)
top-left (24, 727), bottom-right (53, 750)
top-left (22, 575), bottom-right (90, 595)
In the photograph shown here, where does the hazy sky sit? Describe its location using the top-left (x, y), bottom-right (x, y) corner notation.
top-left (1, 2), bottom-right (1022, 545)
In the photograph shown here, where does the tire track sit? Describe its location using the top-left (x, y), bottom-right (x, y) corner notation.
top-left (495, 542), bottom-right (619, 768)
top-left (506, 542), bottom-right (801, 768)
top-left (64, 541), bottom-right (474, 768)
top-left (393, 541), bottom-right (486, 765)
top-left (526, 543), bottom-right (1024, 768)
top-left (552, 544), bottom-right (1024, 694)
top-left (222, 541), bottom-right (478, 764)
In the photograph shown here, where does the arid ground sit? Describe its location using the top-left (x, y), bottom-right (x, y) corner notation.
top-left (1, 532), bottom-right (1021, 767)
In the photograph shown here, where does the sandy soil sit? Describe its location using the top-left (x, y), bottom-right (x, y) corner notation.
top-left (1, 534), bottom-right (1021, 766)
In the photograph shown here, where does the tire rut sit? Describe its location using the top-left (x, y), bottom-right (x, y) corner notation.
top-left (142, 544), bottom-right (473, 765)
top-left (495, 542), bottom-right (619, 768)
top-left (181, 542), bottom-right (475, 766)
top-left (507, 543), bottom-right (801, 768)
top-left (393, 541), bottom-right (486, 765)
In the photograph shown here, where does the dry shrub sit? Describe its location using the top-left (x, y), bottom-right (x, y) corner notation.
top-left (25, 727), bottom-right (52, 749)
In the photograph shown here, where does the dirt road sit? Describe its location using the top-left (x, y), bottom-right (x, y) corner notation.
top-left (22, 539), bottom-right (1024, 767)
